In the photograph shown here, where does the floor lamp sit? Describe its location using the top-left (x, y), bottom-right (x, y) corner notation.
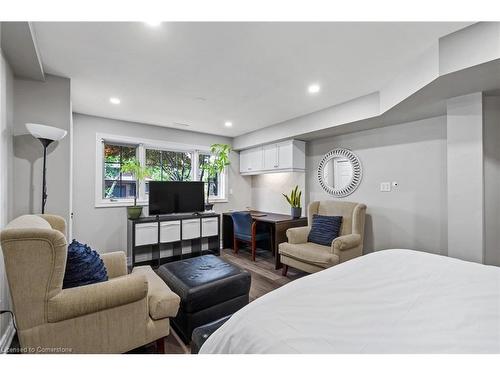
top-left (26, 123), bottom-right (68, 214)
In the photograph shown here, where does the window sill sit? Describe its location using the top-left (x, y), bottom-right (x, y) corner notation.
top-left (209, 198), bottom-right (229, 204)
top-left (95, 198), bottom-right (228, 208)
top-left (95, 200), bottom-right (148, 208)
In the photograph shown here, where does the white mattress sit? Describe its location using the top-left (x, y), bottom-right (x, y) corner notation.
top-left (200, 249), bottom-right (500, 353)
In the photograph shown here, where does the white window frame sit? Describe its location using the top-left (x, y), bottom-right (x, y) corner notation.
top-left (95, 133), bottom-right (228, 207)
top-left (196, 151), bottom-right (228, 203)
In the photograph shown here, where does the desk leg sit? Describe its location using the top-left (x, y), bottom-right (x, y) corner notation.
top-left (273, 225), bottom-right (282, 270)
top-left (222, 215), bottom-right (234, 250)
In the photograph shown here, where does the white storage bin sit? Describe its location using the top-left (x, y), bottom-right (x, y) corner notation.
top-left (160, 248), bottom-right (174, 258)
top-left (134, 247), bottom-right (153, 262)
top-left (160, 220), bottom-right (181, 243)
top-left (181, 242), bottom-right (193, 255)
top-left (182, 219), bottom-right (201, 240)
top-left (202, 217), bottom-right (218, 237)
top-left (135, 222), bottom-right (158, 246)
top-left (201, 238), bottom-right (209, 251)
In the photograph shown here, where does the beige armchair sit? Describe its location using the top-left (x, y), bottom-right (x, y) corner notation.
top-left (279, 201), bottom-right (366, 275)
top-left (0, 214), bottom-right (180, 353)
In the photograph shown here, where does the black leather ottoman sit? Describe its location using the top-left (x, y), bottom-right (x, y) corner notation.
top-left (156, 255), bottom-right (251, 344)
top-left (191, 315), bottom-right (231, 354)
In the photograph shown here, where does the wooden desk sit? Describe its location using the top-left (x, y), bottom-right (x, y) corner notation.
top-left (222, 211), bottom-right (308, 269)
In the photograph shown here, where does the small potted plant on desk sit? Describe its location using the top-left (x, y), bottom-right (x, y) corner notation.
top-left (200, 143), bottom-right (231, 211)
top-left (121, 158), bottom-right (151, 219)
top-left (283, 185), bottom-right (302, 219)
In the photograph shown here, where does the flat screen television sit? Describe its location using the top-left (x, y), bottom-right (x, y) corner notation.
top-left (149, 181), bottom-right (205, 215)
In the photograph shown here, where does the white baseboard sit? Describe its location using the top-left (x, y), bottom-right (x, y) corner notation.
top-left (0, 318), bottom-right (15, 354)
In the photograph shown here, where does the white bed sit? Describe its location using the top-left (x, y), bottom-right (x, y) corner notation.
top-left (200, 249), bottom-right (500, 353)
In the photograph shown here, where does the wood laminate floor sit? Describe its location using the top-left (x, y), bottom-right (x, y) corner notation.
top-left (222, 247), bottom-right (305, 301)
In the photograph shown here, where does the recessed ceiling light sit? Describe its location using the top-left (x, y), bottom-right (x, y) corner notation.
top-left (308, 84), bottom-right (321, 94)
top-left (224, 121), bottom-right (233, 128)
top-left (145, 21), bottom-right (161, 27)
top-left (109, 97), bottom-right (121, 105)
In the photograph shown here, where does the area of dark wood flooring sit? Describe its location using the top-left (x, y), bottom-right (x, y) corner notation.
top-left (222, 247), bottom-right (305, 301)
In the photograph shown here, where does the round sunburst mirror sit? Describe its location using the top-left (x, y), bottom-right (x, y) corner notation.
top-left (317, 148), bottom-right (362, 197)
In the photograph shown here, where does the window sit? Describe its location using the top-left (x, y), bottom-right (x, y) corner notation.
top-left (145, 149), bottom-right (193, 194)
top-left (198, 153), bottom-right (220, 197)
top-left (146, 149), bottom-right (193, 182)
top-left (103, 143), bottom-right (137, 199)
top-left (96, 134), bottom-right (228, 207)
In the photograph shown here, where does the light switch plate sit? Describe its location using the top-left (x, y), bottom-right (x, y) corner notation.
top-left (380, 182), bottom-right (391, 192)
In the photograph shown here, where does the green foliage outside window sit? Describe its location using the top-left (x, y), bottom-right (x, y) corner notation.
top-left (146, 149), bottom-right (192, 182)
top-left (199, 144), bottom-right (231, 201)
top-left (103, 142), bottom-right (231, 202)
top-left (120, 158), bottom-right (152, 206)
top-left (103, 144), bottom-right (137, 199)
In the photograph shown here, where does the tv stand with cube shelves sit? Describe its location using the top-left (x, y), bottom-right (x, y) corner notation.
top-left (127, 212), bottom-right (220, 268)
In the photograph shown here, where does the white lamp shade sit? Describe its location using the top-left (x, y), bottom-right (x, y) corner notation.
top-left (26, 123), bottom-right (67, 141)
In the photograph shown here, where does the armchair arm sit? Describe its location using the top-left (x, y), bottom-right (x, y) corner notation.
top-left (101, 251), bottom-right (128, 278)
top-left (286, 226), bottom-right (310, 244)
top-left (47, 273), bottom-right (148, 322)
top-left (331, 234), bottom-right (361, 253)
top-left (38, 214), bottom-right (66, 235)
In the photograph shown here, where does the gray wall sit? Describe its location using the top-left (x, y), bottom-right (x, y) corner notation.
top-left (446, 93), bottom-right (484, 263)
top-left (72, 113), bottom-right (252, 253)
top-left (13, 74), bottom-right (72, 226)
top-left (251, 172), bottom-right (306, 215)
top-left (306, 116), bottom-right (448, 254)
top-left (0, 44), bottom-right (14, 351)
top-left (484, 95), bottom-right (500, 266)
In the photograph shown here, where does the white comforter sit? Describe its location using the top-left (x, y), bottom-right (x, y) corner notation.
top-left (200, 249), bottom-right (500, 353)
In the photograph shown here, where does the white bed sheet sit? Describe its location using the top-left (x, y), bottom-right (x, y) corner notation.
top-left (200, 249), bottom-right (500, 353)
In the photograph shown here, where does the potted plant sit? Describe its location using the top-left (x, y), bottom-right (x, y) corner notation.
top-left (283, 185), bottom-right (302, 218)
top-left (121, 158), bottom-right (151, 219)
top-left (200, 143), bottom-right (231, 211)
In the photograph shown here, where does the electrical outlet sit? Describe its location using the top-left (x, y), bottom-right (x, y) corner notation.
top-left (380, 182), bottom-right (391, 192)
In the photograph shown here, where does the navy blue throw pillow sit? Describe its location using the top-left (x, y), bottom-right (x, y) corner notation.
top-left (307, 214), bottom-right (343, 246)
top-left (63, 239), bottom-right (108, 289)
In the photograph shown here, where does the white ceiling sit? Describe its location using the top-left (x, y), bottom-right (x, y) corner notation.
top-left (33, 22), bottom-right (471, 137)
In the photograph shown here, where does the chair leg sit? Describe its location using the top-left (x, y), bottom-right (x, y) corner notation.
top-left (233, 236), bottom-right (239, 254)
top-left (269, 227), bottom-right (274, 256)
top-left (251, 221), bottom-right (257, 261)
top-left (156, 337), bottom-right (165, 354)
top-left (251, 239), bottom-right (256, 261)
top-left (282, 264), bottom-right (288, 276)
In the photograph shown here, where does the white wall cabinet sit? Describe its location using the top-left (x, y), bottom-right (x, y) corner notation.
top-left (240, 147), bottom-right (263, 173)
top-left (263, 144), bottom-right (279, 170)
top-left (239, 140), bottom-right (305, 175)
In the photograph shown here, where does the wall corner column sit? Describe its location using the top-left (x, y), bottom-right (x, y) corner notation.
top-left (446, 92), bottom-right (484, 263)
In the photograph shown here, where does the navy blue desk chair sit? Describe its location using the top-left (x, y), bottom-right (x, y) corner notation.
top-left (231, 211), bottom-right (270, 261)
